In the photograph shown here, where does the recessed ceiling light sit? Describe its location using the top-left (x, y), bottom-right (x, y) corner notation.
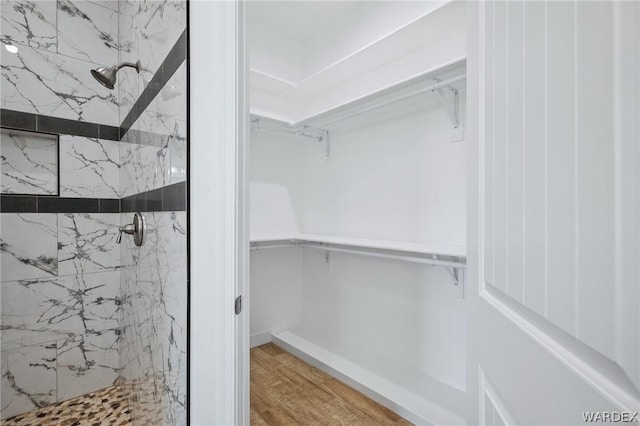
top-left (4, 44), bottom-right (18, 54)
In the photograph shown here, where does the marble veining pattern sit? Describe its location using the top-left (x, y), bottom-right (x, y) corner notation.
top-left (1, 270), bottom-right (121, 347)
top-left (120, 212), bottom-right (186, 425)
top-left (1, 128), bottom-right (58, 195)
top-left (1, 270), bottom-right (121, 419)
top-left (57, 0), bottom-right (121, 65)
top-left (119, 137), bottom-right (163, 198)
top-left (1, 41), bottom-right (119, 125)
top-left (117, 4), bottom-right (187, 420)
top-left (0, 0), bottom-right (57, 52)
top-left (1, 330), bottom-right (120, 420)
top-left (1, 0), bottom-right (130, 126)
top-left (1, 211), bottom-right (121, 419)
top-left (58, 213), bottom-right (121, 277)
top-left (91, 0), bottom-right (119, 13)
top-left (156, 62), bottom-right (187, 186)
top-left (0, 214), bottom-right (57, 282)
top-left (56, 328), bottom-right (120, 401)
top-left (119, 60), bottom-right (186, 197)
top-left (59, 136), bottom-right (120, 198)
top-left (0, 341), bottom-right (58, 419)
top-left (2, 0), bottom-right (188, 422)
top-left (118, 0), bottom-right (186, 120)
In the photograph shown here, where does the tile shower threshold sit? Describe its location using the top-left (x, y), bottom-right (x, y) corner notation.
top-left (0, 384), bottom-right (132, 426)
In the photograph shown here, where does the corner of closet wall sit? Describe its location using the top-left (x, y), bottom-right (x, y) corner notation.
top-left (249, 129), bottom-right (306, 348)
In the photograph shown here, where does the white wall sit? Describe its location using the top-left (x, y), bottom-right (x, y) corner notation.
top-left (249, 131), bottom-right (305, 238)
top-left (250, 247), bottom-right (303, 346)
top-left (302, 96), bottom-right (466, 246)
top-left (296, 249), bottom-right (466, 415)
top-left (250, 95), bottom-right (467, 245)
top-left (249, 131), bottom-right (305, 345)
top-left (249, 94), bottom-right (468, 416)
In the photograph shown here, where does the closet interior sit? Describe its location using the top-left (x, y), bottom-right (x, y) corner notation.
top-left (247, 2), bottom-right (467, 424)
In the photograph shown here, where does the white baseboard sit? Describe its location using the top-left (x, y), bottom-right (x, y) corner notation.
top-left (250, 331), bottom-right (273, 348)
top-left (272, 330), bottom-right (466, 426)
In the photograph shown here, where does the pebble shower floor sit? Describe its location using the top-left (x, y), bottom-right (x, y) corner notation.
top-left (1, 385), bottom-right (132, 426)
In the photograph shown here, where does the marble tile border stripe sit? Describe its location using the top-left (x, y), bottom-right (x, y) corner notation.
top-left (1, 109), bottom-right (120, 141)
top-left (120, 182), bottom-right (186, 213)
top-left (120, 30), bottom-right (188, 136)
top-left (1, 183), bottom-right (186, 213)
top-left (0, 195), bottom-right (120, 213)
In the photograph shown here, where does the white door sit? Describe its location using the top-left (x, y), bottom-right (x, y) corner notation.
top-left (467, 1), bottom-right (640, 425)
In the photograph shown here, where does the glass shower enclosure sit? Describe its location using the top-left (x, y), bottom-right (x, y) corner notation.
top-left (0, 1), bottom-right (188, 424)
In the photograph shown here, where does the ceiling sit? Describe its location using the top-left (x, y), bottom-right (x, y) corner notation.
top-left (246, 1), bottom-right (364, 44)
top-left (246, 1), bottom-right (467, 122)
top-left (246, 1), bottom-right (450, 82)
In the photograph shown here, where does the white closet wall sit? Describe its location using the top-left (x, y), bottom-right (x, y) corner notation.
top-left (302, 97), bottom-right (466, 245)
top-left (250, 97), bottom-right (467, 423)
top-left (299, 249), bottom-right (466, 395)
top-left (250, 131), bottom-right (304, 238)
top-left (250, 247), bottom-right (303, 347)
top-left (250, 132), bottom-right (305, 345)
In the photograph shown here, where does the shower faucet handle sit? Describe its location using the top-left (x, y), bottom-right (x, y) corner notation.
top-left (116, 212), bottom-right (145, 246)
top-left (116, 224), bottom-right (135, 243)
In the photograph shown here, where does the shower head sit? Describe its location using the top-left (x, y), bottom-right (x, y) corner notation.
top-left (91, 61), bottom-right (141, 90)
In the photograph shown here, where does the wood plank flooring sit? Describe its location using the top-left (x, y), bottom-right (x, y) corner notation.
top-left (251, 343), bottom-right (413, 426)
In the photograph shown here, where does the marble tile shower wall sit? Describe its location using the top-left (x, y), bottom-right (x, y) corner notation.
top-left (1, 129), bottom-right (121, 198)
top-left (1, 118), bottom-right (123, 420)
top-left (1, 0), bottom-right (123, 125)
top-left (119, 211), bottom-right (187, 426)
top-left (117, 68), bottom-right (187, 424)
top-left (118, 0), bottom-right (186, 121)
top-left (117, 1), bottom-right (187, 425)
top-left (120, 62), bottom-right (187, 197)
top-left (0, 130), bottom-right (58, 195)
top-left (1, 0), bottom-right (187, 424)
top-left (0, 213), bottom-right (122, 420)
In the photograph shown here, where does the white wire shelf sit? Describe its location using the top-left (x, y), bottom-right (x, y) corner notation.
top-left (250, 59), bottom-right (467, 155)
top-left (250, 234), bottom-right (466, 286)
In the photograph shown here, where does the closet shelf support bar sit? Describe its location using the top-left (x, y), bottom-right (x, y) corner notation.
top-left (301, 243), bottom-right (465, 286)
top-left (298, 74), bottom-right (466, 129)
top-left (250, 118), bottom-right (330, 156)
top-left (250, 239), bottom-right (466, 286)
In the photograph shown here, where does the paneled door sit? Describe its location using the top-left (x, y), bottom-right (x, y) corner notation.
top-left (467, 1), bottom-right (640, 424)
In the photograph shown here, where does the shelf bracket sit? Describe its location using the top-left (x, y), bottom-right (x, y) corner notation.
top-left (433, 254), bottom-right (461, 286)
top-left (298, 125), bottom-right (330, 157)
top-left (432, 78), bottom-right (461, 130)
top-left (251, 117), bottom-right (330, 157)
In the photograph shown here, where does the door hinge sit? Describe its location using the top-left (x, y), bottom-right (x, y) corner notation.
top-left (235, 295), bottom-right (242, 315)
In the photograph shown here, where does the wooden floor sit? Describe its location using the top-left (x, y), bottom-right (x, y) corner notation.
top-left (251, 343), bottom-right (412, 425)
